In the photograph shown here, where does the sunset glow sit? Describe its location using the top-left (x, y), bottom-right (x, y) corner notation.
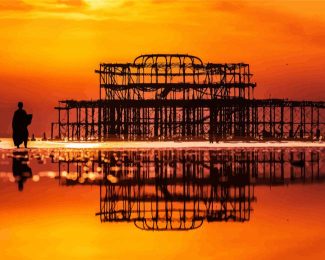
top-left (1, 2), bottom-right (325, 259)
top-left (1, 0), bottom-right (325, 137)
top-left (1, 147), bottom-right (325, 259)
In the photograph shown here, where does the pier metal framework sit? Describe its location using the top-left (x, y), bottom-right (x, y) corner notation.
top-left (51, 54), bottom-right (325, 141)
top-left (51, 148), bottom-right (324, 230)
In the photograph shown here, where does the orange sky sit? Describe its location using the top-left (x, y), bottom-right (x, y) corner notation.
top-left (1, 0), bottom-right (325, 136)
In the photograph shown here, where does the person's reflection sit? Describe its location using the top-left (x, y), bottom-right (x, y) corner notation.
top-left (12, 151), bottom-right (32, 191)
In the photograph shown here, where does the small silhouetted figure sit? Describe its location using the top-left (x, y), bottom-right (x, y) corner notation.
top-left (208, 129), bottom-right (213, 143)
top-left (316, 129), bottom-right (321, 140)
top-left (300, 128), bottom-right (304, 139)
top-left (12, 102), bottom-right (32, 148)
top-left (289, 129), bottom-right (294, 139)
top-left (12, 151), bottom-right (32, 191)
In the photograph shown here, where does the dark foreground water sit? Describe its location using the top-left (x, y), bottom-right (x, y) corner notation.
top-left (0, 147), bottom-right (325, 259)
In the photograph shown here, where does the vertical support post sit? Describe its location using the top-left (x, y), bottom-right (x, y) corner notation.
top-left (316, 107), bottom-right (320, 140)
top-left (58, 108), bottom-right (61, 140)
top-left (51, 123), bottom-right (54, 140)
top-left (77, 107), bottom-right (81, 141)
top-left (280, 105), bottom-right (284, 138)
top-left (310, 106), bottom-right (313, 140)
top-left (263, 105), bottom-right (265, 133)
top-left (67, 108), bottom-right (70, 141)
top-left (99, 64), bottom-right (102, 101)
top-left (154, 107), bottom-right (158, 139)
top-left (85, 107), bottom-right (88, 140)
top-left (300, 105), bottom-right (304, 139)
top-left (98, 105), bottom-right (102, 141)
top-left (103, 106), bottom-right (107, 140)
top-left (289, 106), bottom-right (294, 138)
top-left (91, 106), bottom-right (95, 138)
top-left (269, 104), bottom-right (272, 137)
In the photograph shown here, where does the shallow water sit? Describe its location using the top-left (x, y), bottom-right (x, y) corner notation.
top-left (0, 147), bottom-right (325, 259)
top-left (1, 138), bottom-right (325, 149)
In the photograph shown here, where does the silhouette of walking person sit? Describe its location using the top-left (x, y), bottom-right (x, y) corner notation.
top-left (12, 102), bottom-right (32, 148)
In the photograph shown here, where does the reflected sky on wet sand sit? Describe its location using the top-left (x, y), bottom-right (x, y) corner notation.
top-left (0, 147), bottom-right (325, 259)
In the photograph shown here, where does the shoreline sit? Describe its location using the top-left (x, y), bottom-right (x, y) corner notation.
top-left (0, 138), bottom-right (324, 150)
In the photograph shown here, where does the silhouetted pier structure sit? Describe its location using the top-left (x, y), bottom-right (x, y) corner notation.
top-left (51, 148), bottom-right (324, 230)
top-left (51, 54), bottom-right (325, 141)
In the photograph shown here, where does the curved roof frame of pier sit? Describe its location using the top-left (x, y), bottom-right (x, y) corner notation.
top-left (96, 53), bottom-right (256, 101)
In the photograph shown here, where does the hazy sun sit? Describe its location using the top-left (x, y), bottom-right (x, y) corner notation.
top-left (84, 0), bottom-right (121, 9)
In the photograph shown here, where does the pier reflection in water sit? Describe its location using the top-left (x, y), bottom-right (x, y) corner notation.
top-left (47, 148), bottom-right (324, 231)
